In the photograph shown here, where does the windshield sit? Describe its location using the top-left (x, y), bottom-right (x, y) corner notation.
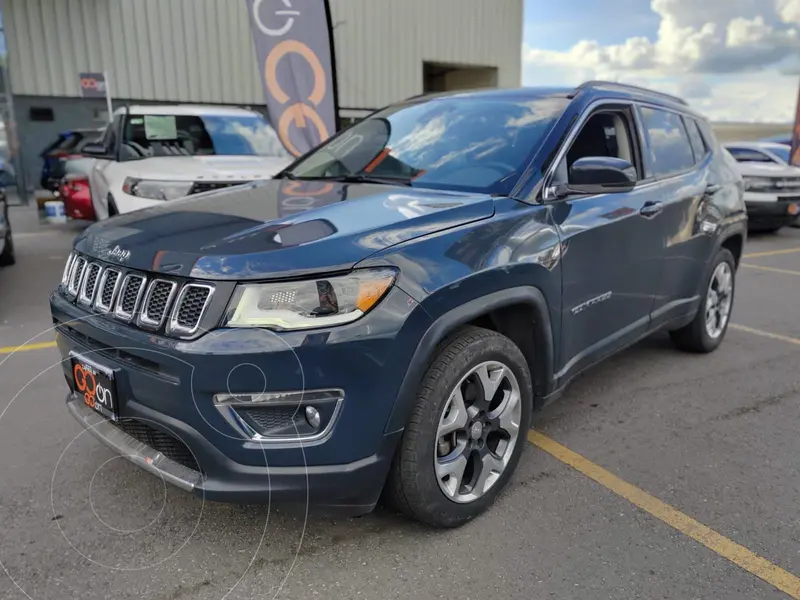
top-left (284, 96), bottom-right (569, 194)
top-left (119, 113), bottom-right (291, 161)
top-left (770, 145), bottom-right (790, 164)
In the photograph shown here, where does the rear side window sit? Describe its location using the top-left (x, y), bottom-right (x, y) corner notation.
top-left (683, 118), bottom-right (708, 162)
top-left (639, 107), bottom-right (696, 177)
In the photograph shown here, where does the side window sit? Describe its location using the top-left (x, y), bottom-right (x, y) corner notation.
top-left (683, 117), bottom-right (707, 162)
top-left (639, 107), bottom-right (695, 177)
top-left (553, 109), bottom-right (639, 185)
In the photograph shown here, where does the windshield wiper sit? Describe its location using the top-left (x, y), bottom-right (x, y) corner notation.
top-left (321, 174), bottom-right (413, 186)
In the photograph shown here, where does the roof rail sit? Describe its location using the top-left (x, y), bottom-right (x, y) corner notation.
top-left (575, 80), bottom-right (688, 106)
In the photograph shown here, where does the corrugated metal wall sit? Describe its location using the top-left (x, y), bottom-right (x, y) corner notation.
top-left (5, 0), bottom-right (522, 108)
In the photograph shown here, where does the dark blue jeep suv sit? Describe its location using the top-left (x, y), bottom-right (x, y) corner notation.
top-left (51, 82), bottom-right (746, 528)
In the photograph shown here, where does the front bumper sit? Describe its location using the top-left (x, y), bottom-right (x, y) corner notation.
top-left (52, 286), bottom-right (430, 512)
top-left (744, 193), bottom-right (800, 229)
top-left (67, 395), bottom-right (402, 512)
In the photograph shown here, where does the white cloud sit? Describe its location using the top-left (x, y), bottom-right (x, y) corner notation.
top-left (522, 0), bottom-right (800, 121)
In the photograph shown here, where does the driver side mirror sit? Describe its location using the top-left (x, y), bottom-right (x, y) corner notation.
top-left (566, 156), bottom-right (637, 194)
top-left (81, 143), bottom-right (112, 159)
top-left (548, 157), bottom-right (637, 199)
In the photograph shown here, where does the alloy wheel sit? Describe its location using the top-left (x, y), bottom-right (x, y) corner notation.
top-left (434, 361), bottom-right (522, 504)
top-left (705, 261), bottom-right (733, 339)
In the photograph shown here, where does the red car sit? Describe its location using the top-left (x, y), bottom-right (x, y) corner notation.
top-left (59, 173), bottom-right (95, 221)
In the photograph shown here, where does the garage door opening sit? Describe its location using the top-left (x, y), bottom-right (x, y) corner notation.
top-left (423, 61), bottom-right (499, 93)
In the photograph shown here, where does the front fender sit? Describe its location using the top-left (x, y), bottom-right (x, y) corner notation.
top-left (384, 286), bottom-right (555, 434)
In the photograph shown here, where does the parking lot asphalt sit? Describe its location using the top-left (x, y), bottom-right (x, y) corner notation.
top-left (1, 206), bottom-right (800, 600)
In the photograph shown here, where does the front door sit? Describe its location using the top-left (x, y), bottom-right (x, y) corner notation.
top-left (549, 106), bottom-right (665, 381)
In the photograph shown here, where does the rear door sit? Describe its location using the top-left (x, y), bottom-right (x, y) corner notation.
top-left (636, 106), bottom-right (718, 327)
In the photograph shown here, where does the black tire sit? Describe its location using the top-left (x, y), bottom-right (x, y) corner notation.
top-left (670, 248), bottom-right (736, 353)
top-left (384, 326), bottom-right (533, 528)
top-left (0, 207), bottom-right (14, 267)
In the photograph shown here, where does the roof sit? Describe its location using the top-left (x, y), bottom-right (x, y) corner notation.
top-left (113, 104), bottom-right (261, 117)
top-left (402, 81), bottom-right (701, 117)
top-left (403, 87), bottom-right (574, 104)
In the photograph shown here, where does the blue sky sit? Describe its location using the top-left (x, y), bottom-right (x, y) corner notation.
top-left (525, 0), bottom-right (659, 51)
top-left (522, 0), bottom-right (800, 122)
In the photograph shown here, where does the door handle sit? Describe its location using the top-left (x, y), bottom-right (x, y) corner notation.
top-left (640, 201), bottom-right (663, 217)
top-left (705, 183), bottom-right (721, 194)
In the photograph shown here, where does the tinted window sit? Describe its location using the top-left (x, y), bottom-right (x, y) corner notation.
top-left (725, 147), bottom-right (774, 163)
top-left (683, 118), bottom-right (707, 162)
top-left (119, 113), bottom-right (289, 161)
top-left (286, 96), bottom-right (570, 194)
top-left (640, 107), bottom-right (696, 177)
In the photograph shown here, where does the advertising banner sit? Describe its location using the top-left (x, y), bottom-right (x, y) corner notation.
top-left (791, 82), bottom-right (800, 166)
top-left (245, 0), bottom-right (339, 157)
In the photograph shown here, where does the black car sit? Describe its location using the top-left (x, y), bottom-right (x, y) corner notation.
top-left (52, 81), bottom-right (746, 528)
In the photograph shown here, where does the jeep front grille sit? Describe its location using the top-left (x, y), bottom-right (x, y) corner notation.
top-left (58, 252), bottom-right (217, 338)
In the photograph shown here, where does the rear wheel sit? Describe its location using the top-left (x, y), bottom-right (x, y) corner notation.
top-left (384, 326), bottom-right (533, 528)
top-left (670, 248), bottom-right (735, 353)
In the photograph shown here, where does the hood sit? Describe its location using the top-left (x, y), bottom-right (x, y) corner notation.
top-left (735, 161), bottom-right (800, 178)
top-left (73, 179), bottom-right (495, 280)
top-left (120, 155), bottom-right (293, 182)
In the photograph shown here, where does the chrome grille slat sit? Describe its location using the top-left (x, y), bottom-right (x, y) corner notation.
top-left (169, 284), bottom-right (215, 336)
top-left (67, 257), bottom-right (87, 297)
top-left (94, 269), bottom-right (122, 313)
top-left (78, 263), bottom-right (103, 306)
top-left (114, 274), bottom-right (148, 322)
top-left (139, 280), bottom-right (178, 329)
top-left (61, 252), bottom-right (75, 287)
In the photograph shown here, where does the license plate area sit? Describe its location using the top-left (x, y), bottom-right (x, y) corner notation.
top-left (70, 352), bottom-right (119, 420)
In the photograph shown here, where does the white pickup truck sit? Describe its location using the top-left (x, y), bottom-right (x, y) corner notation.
top-left (82, 104), bottom-right (294, 219)
top-left (724, 141), bottom-right (800, 232)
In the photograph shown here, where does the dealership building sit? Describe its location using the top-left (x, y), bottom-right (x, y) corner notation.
top-left (0, 0), bottom-right (523, 194)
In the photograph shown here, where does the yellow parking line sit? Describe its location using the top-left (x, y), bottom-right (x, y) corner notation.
top-left (528, 431), bottom-right (800, 598)
top-left (0, 341), bottom-right (57, 355)
top-left (743, 247), bottom-right (800, 259)
top-left (741, 264), bottom-right (800, 276)
top-left (730, 324), bottom-right (800, 346)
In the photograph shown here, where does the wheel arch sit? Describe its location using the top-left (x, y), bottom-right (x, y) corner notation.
top-left (384, 286), bottom-right (555, 434)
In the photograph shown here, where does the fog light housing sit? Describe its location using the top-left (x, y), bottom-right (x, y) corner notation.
top-left (213, 389), bottom-right (343, 443)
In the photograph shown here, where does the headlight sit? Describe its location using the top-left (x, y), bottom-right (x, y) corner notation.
top-left (122, 177), bottom-right (194, 200)
top-left (224, 268), bottom-right (397, 330)
top-left (742, 176), bottom-right (774, 191)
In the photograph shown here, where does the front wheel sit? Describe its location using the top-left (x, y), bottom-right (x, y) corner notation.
top-left (670, 248), bottom-right (736, 353)
top-left (384, 326), bottom-right (533, 528)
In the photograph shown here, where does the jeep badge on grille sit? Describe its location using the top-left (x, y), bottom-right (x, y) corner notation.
top-left (106, 245), bottom-right (131, 263)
